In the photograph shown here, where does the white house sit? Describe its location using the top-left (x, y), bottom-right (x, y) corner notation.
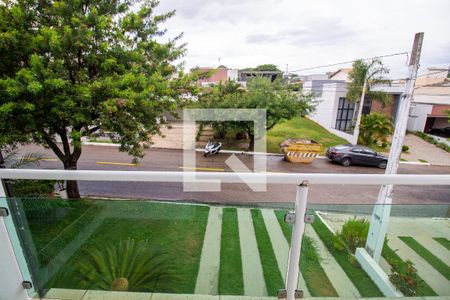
top-left (408, 78), bottom-right (450, 133)
top-left (303, 67), bottom-right (450, 142)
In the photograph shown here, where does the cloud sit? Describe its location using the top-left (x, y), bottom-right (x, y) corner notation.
top-left (158, 0), bottom-right (252, 20)
top-left (246, 24), bottom-right (358, 47)
top-left (422, 44), bottom-right (450, 66)
top-left (155, 0), bottom-right (450, 76)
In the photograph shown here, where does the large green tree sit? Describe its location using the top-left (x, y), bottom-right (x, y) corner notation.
top-left (0, 0), bottom-right (192, 198)
top-left (253, 64), bottom-right (281, 72)
top-left (197, 77), bottom-right (316, 150)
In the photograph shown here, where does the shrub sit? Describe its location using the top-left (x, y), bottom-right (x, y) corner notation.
top-left (75, 239), bottom-right (176, 292)
top-left (402, 145), bottom-right (409, 152)
top-left (333, 218), bottom-right (369, 253)
top-left (389, 259), bottom-right (424, 296)
top-left (359, 113), bottom-right (393, 146)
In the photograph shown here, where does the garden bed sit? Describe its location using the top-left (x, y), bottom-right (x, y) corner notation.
top-left (311, 212), bottom-right (383, 297)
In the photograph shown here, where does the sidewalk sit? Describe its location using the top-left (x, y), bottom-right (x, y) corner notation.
top-left (401, 134), bottom-right (450, 166)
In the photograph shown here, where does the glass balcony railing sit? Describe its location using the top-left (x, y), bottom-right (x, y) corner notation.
top-left (0, 170), bottom-right (449, 300)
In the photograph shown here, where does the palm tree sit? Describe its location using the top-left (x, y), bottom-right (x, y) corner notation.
top-left (75, 239), bottom-right (176, 292)
top-left (0, 146), bottom-right (54, 196)
top-left (0, 146), bottom-right (43, 169)
top-left (358, 113), bottom-right (393, 146)
top-left (347, 59), bottom-right (391, 142)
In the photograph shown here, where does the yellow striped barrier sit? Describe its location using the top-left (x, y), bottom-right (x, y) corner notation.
top-left (281, 139), bottom-right (322, 164)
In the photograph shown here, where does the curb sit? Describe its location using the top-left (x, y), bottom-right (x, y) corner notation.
top-left (82, 141), bottom-right (120, 147)
top-left (82, 142), bottom-right (446, 167)
top-left (194, 148), bottom-right (284, 157)
top-left (400, 161), bottom-right (431, 166)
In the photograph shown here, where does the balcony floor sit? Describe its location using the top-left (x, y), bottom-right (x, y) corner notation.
top-left (38, 288), bottom-right (450, 300)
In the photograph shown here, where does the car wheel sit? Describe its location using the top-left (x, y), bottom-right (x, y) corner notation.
top-left (379, 160), bottom-right (387, 169)
top-left (341, 158), bottom-right (351, 167)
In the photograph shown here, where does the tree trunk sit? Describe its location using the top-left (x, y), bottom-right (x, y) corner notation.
top-left (248, 133), bottom-right (255, 151)
top-left (63, 159), bottom-right (80, 199)
top-left (0, 149), bottom-right (5, 168)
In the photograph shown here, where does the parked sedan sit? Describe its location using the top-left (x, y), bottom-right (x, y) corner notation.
top-left (326, 145), bottom-right (388, 168)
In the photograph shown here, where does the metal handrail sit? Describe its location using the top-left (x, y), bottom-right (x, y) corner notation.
top-left (1, 168), bottom-right (449, 300)
top-left (0, 169), bottom-right (449, 185)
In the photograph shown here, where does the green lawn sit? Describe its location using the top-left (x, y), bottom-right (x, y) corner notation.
top-left (251, 209), bottom-right (284, 296)
top-left (382, 242), bottom-right (436, 296)
top-left (267, 117), bottom-right (349, 154)
top-left (399, 236), bottom-right (450, 280)
top-left (274, 211), bottom-right (338, 297)
top-left (433, 237), bottom-right (450, 251)
top-left (219, 208), bottom-right (243, 295)
top-left (25, 200), bottom-right (210, 294)
top-left (311, 212), bottom-right (383, 297)
top-left (23, 199), bottom-right (100, 267)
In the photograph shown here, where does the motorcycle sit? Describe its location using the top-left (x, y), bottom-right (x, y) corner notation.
top-left (204, 140), bottom-right (222, 157)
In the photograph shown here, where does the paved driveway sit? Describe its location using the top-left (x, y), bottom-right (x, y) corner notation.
top-left (151, 121), bottom-right (196, 149)
top-left (401, 134), bottom-right (450, 166)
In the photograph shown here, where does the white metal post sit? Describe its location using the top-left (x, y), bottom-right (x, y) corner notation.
top-left (365, 32), bottom-right (424, 262)
top-left (285, 181), bottom-right (309, 300)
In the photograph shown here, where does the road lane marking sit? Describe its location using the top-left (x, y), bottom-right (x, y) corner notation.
top-left (27, 157), bottom-right (58, 162)
top-left (179, 166), bottom-right (225, 172)
top-left (96, 161), bottom-right (138, 167)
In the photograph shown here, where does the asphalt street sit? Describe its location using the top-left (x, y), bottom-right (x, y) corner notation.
top-left (15, 144), bottom-right (450, 205)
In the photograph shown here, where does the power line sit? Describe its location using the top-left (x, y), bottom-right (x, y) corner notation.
top-left (288, 51), bottom-right (409, 73)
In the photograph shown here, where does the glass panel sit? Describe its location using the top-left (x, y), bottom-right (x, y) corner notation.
top-left (4, 193), bottom-right (294, 299)
top-left (304, 203), bottom-right (450, 298)
top-left (3, 178), bottom-right (449, 299)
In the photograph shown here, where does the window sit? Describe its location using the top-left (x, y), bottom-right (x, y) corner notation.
top-left (351, 147), bottom-right (363, 153)
top-left (335, 98), bottom-right (355, 132)
top-left (362, 149), bottom-right (376, 155)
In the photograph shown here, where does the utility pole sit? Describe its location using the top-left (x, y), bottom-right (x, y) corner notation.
top-left (365, 32), bottom-right (424, 262)
top-left (352, 77), bottom-right (368, 144)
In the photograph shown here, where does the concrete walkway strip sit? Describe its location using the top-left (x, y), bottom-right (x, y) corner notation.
top-left (195, 207), bottom-right (223, 295)
top-left (415, 236), bottom-right (450, 266)
top-left (389, 235), bottom-right (450, 295)
top-left (260, 209), bottom-right (310, 297)
top-left (237, 208), bottom-right (267, 297)
top-left (305, 225), bottom-right (361, 298)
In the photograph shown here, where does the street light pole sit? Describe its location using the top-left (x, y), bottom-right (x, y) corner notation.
top-left (365, 32), bottom-right (424, 262)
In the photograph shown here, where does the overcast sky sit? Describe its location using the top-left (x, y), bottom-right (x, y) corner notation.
top-left (155, 0), bottom-right (450, 78)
